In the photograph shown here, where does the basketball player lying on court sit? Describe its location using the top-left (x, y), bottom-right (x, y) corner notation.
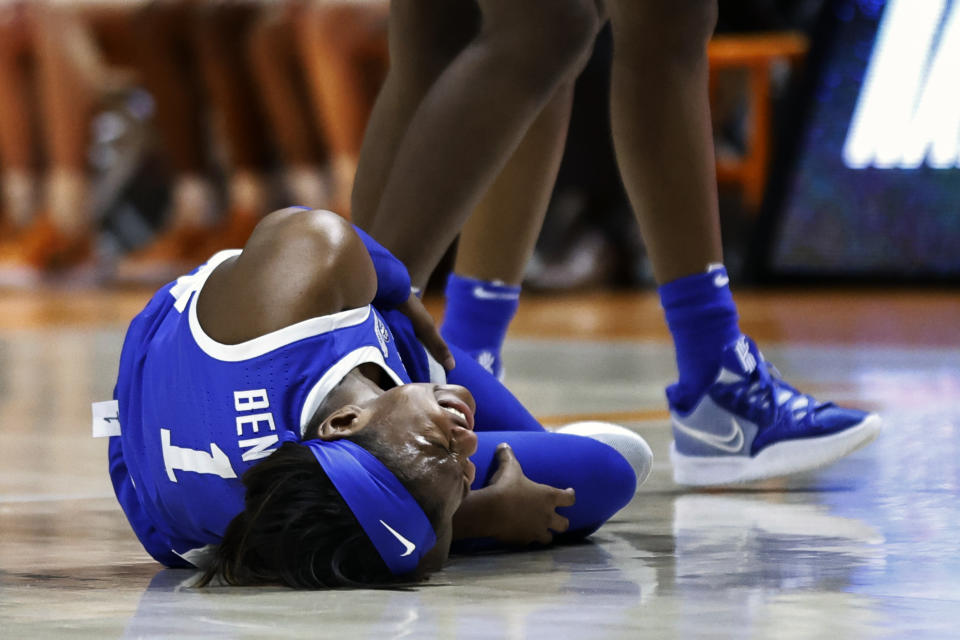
top-left (103, 207), bottom-right (653, 589)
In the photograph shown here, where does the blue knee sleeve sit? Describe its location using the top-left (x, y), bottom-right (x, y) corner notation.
top-left (454, 431), bottom-right (636, 552)
top-left (379, 309), bottom-right (541, 432)
top-left (446, 344), bottom-right (543, 432)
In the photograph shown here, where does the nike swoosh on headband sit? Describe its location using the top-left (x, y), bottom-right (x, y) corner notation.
top-left (380, 519), bottom-right (416, 557)
top-left (672, 416), bottom-right (745, 453)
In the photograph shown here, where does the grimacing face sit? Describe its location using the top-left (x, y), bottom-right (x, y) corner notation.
top-left (314, 383), bottom-right (479, 566)
top-left (357, 384), bottom-right (478, 521)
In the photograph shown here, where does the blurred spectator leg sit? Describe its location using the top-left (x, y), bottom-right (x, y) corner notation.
top-left (0, 3), bottom-right (102, 279)
top-left (116, 1), bottom-right (218, 283)
top-left (248, 3), bottom-right (329, 210)
top-left (191, 0), bottom-right (272, 251)
top-left (0, 2), bottom-right (38, 240)
top-left (295, 1), bottom-right (389, 217)
top-left (453, 83), bottom-right (574, 286)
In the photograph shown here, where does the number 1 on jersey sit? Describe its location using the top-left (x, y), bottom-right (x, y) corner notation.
top-left (161, 429), bottom-right (238, 483)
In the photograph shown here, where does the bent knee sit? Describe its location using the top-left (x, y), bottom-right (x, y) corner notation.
top-left (252, 208), bottom-right (357, 260)
top-left (480, 0), bottom-right (601, 83)
top-left (551, 434), bottom-right (637, 539)
top-left (610, 0), bottom-right (717, 63)
top-left (385, 0), bottom-right (478, 89)
top-left (244, 208), bottom-right (376, 309)
top-left (524, 0), bottom-right (601, 58)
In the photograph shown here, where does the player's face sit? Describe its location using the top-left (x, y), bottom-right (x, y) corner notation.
top-left (358, 383), bottom-right (479, 526)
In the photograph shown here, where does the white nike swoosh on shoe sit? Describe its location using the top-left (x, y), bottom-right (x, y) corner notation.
top-left (472, 285), bottom-right (520, 301)
top-left (713, 273), bottom-right (730, 287)
top-left (672, 416), bottom-right (745, 453)
top-left (380, 519), bottom-right (416, 557)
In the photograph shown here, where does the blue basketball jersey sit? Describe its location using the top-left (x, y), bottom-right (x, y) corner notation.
top-left (110, 250), bottom-right (424, 566)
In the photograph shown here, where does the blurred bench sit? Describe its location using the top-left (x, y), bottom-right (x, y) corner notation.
top-left (708, 32), bottom-right (809, 213)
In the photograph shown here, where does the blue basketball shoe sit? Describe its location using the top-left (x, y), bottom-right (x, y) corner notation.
top-left (668, 335), bottom-right (881, 486)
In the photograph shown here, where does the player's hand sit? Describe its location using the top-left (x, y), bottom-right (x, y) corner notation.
top-left (396, 292), bottom-right (456, 371)
top-left (485, 443), bottom-right (576, 545)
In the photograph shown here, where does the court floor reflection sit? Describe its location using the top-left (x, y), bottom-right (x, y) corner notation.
top-left (1, 322), bottom-right (959, 639)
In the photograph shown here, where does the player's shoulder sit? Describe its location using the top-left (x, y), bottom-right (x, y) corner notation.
top-left (196, 208), bottom-right (377, 344)
top-left (252, 207), bottom-right (352, 242)
top-left (248, 208), bottom-right (369, 273)
top-left (237, 207), bottom-right (378, 315)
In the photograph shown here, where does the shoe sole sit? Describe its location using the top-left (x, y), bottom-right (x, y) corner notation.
top-left (556, 421), bottom-right (654, 491)
top-left (670, 413), bottom-right (882, 486)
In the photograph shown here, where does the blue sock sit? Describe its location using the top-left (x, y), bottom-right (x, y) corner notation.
top-left (659, 264), bottom-right (741, 409)
top-left (440, 273), bottom-right (520, 378)
top-left (445, 344), bottom-right (543, 432)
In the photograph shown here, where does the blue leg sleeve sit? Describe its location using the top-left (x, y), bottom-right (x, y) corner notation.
top-left (379, 308), bottom-right (542, 432)
top-left (454, 431), bottom-right (636, 552)
top-left (446, 344), bottom-right (544, 432)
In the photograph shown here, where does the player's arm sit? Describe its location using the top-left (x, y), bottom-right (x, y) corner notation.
top-left (452, 443), bottom-right (575, 545)
top-left (352, 226), bottom-right (455, 368)
top-left (350, 224), bottom-right (412, 309)
top-left (417, 444), bottom-right (574, 573)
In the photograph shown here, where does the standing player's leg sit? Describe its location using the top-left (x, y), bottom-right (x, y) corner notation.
top-left (607, 0), bottom-right (729, 403)
top-left (0, 2), bottom-right (37, 239)
top-left (440, 82), bottom-right (575, 378)
top-left (353, 0), bottom-right (602, 287)
top-left (351, 0), bottom-right (479, 230)
top-left (607, 0), bottom-right (723, 287)
top-left (605, 0), bottom-right (879, 485)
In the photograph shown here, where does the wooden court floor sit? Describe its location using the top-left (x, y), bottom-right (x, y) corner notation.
top-left (1, 286), bottom-right (958, 638)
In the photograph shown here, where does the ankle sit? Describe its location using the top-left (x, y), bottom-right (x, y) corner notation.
top-left (440, 273), bottom-right (520, 356)
top-left (660, 264), bottom-right (741, 400)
